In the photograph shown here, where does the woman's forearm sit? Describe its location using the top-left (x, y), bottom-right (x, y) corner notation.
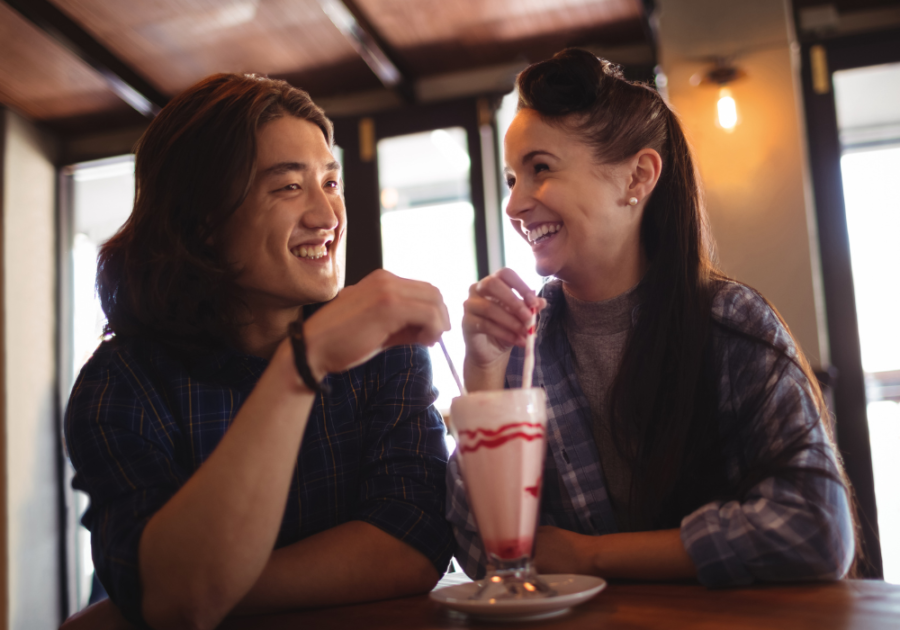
top-left (592, 529), bottom-right (697, 580)
top-left (534, 525), bottom-right (696, 581)
top-left (463, 354), bottom-right (510, 392)
top-left (234, 521), bottom-right (439, 614)
top-left (139, 340), bottom-right (316, 630)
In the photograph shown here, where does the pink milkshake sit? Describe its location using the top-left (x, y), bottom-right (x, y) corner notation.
top-left (451, 388), bottom-right (553, 599)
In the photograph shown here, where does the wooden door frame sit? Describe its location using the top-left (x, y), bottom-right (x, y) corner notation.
top-left (798, 26), bottom-right (900, 579)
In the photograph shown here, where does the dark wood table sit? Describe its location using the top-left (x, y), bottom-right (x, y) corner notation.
top-left (218, 579), bottom-right (900, 630)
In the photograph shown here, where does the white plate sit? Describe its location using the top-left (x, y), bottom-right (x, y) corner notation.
top-left (429, 574), bottom-right (606, 622)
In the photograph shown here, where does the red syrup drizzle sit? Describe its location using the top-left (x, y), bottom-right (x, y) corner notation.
top-left (524, 473), bottom-right (543, 497)
top-left (456, 421), bottom-right (544, 440)
top-left (457, 430), bottom-right (545, 454)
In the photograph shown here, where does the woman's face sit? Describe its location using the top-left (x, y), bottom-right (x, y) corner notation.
top-left (504, 108), bottom-right (646, 299)
top-left (218, 115), bottom-right (346, 315)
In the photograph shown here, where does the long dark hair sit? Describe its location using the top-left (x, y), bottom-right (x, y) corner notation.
top-left (97, 73), bottom-right (333, 353)
top-left (517, 49), bottom-right (857, 560)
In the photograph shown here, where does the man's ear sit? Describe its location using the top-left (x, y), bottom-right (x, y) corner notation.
top-left (627, 148), bottom-right (662, 202)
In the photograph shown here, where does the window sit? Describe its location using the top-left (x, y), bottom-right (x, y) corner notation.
top-left (377, 128), bottom-right (476, 412)
top-left (61, 155), bottom-right (136, 609)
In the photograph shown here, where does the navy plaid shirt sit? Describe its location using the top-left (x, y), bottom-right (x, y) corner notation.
top-left (66, 337), bottom-right (454, 624)
top-left (448, 280), bottom-right (854, 586)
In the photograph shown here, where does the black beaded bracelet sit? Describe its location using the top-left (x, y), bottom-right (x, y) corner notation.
top-left (288, 320), bottom-right (330, 395)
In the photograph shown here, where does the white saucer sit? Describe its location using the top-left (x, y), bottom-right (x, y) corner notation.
top-left (429, 574), bottom-right (606, 622)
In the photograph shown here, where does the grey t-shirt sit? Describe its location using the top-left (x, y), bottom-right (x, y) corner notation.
top-left (563, 283), bottom-right (641, 532)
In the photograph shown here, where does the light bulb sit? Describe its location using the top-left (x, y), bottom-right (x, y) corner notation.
top-left (717, 86), bottom-right (738, 130)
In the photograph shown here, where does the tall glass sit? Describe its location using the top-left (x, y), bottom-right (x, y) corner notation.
top-left (450, 388), bottom-right (555, 600)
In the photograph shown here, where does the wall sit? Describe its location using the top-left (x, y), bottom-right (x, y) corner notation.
top-left (656, 0), bottom-right (830, 368)
top-left (2, 109), bottom-right (61, 629)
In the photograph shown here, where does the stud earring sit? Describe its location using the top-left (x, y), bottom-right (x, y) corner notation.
top-left (628, 197), bottom-right (639, 206)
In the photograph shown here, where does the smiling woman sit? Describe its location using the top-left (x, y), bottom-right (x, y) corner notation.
top-left (448, 49), bottom-right (857, 589)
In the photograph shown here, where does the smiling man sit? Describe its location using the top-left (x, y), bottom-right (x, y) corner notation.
top-left (65, 74), bottom-right (455, 630)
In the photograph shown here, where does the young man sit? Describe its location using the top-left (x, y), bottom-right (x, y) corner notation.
top-left (65, 74), bottom-right (454, 630)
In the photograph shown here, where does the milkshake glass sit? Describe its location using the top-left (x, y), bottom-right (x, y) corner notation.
top-left (450, 387), bottom-right (554, 600)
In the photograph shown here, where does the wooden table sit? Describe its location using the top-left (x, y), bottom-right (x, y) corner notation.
top-left (219, 579), bottom-right (900, 630)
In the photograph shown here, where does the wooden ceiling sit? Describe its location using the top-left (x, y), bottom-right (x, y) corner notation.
top-left (355, 0), bottom-right (646, 75)
top-left (49, 0), bottom-right (375, 96)
top-left (0, 1), bottom-right (135, 125)
top-left (0, 0), bottom-right (651, 135)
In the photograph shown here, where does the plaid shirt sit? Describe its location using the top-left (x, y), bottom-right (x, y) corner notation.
top-left (66, 337), bottom-right (454, 625)
top-left (447, 280), bottom-right (854, 586)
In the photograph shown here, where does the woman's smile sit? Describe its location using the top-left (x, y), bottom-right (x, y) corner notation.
top-left (524, 222), bottom-right (562, 246)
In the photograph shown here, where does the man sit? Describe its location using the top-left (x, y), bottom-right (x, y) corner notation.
top-left (65, 74), bottom-right (454, 630)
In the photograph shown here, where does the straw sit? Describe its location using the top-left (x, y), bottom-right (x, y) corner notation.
top-left (439, 337), bottom-right (467, 396)
top-left (522, 308), bottom-right (537, 389)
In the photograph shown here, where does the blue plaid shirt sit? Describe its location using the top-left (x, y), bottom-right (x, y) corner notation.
top-left (66, 337), bottom-right (454, 624)
top-left (447, 280), bottom-right (854, 586)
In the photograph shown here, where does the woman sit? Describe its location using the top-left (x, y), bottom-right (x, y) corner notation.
top-left (447, 49), bottom-right (855, 586)
top-left (66, 74), bottom-right (454, 630)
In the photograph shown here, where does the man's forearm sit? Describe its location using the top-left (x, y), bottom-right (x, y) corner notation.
top-left (235, 520), bottom-right (440, 614)
top-left (139, 341), bottom-right (316, 630)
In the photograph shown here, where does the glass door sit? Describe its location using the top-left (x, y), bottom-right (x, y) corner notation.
top-left (800, 27), bottom-right (900, 579)
top-left (331, 97), bottom-right (500, 420)
top-left (833, 61), bottom-right (900, 584)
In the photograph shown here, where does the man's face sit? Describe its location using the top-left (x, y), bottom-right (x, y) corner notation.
top-left (219, 115), bottom-right (346, 314)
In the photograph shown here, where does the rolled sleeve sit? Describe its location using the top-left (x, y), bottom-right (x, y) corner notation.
top-left (354, 345), bottom-right (455, 573)
top-left (682, 471), bottom-right (853, 587)
top-left (65, 357), bottom-right (188, 626)
top-left (682, 362), bottom-right (855, 587)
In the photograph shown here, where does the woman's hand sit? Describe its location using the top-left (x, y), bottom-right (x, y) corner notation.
top-left (304, 269), bottom-right (450, 379)
top-left (461, 268), bottom-right (545, 391)
top-left (533, 526), bottom-right (599, 576)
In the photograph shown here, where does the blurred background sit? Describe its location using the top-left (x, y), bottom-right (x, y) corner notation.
top-left (0, 0), bottom-right (898, 627)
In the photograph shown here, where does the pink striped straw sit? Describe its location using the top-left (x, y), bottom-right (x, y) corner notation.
top-left (439, 337), bottom-right (467, 396)
top-left (521, 308), bottom-right (537, 389)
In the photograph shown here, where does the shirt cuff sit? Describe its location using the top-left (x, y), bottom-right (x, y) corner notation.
top-left (680, 501), bottom-right (755, 588)
top-left (356, 499), bottom-right (454, 574)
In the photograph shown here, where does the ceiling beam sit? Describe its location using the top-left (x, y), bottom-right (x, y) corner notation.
top-left (3, 0), bottom-right (167, 117)
top-left (317, 0), bottom-right (414, 102)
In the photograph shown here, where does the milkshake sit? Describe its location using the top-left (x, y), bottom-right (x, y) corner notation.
top-left (451, 388), bottom-right (554, 599)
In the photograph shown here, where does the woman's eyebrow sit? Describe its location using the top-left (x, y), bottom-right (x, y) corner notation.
top-left (522, 150), bottom-right (558, 163)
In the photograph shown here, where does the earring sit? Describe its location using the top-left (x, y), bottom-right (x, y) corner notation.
top-left (628, 197), bottom-right (639, 206)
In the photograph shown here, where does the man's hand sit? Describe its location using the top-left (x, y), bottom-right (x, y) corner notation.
top-left (304, 270), bottom-right (450, 380)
